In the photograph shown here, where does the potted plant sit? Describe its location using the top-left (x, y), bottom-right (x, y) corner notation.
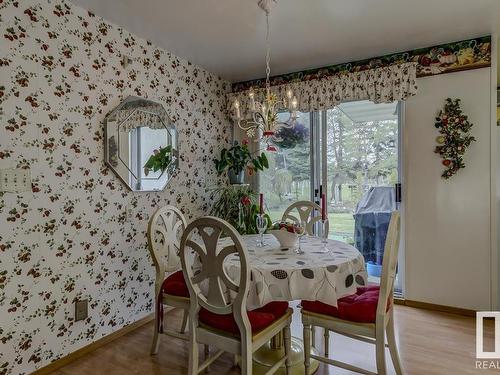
top-left (143, 145), bottom-right (172, 176)
top-left (209, 186), bottom-right (271, 235)
top-left (273, 122), bottom-right (309, 149)
top-left (214, 140), bottom-right (269, 184)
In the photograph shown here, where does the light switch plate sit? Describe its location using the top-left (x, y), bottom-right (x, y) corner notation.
top-left (75, 299), bottom-right (88, 321)
top-left (0, 168), bottom-right (31, 193)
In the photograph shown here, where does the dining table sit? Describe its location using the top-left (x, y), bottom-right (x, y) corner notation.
top-left (218, 233), bottom-right (368, 374)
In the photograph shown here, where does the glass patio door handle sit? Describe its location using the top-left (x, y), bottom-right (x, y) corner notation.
top-left (395, 183), bottom-right (402, 203)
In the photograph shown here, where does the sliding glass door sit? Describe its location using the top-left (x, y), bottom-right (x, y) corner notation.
top-left (322, 101), bottom-right (403, 293)
top-left (259, 100), bottom-right (404, 295)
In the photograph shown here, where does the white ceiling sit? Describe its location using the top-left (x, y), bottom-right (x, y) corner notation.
top-left (71, 0), bottom-right (500, 83)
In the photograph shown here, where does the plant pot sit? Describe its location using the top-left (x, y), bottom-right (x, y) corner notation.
top-left (228, 169), bottom-right (245, 184)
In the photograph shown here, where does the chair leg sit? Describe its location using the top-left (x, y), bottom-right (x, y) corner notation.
top-left (375, 323), bottom-right (387, 375)
top-left (150, 302), bottom-right (161, 355)
top-left (303, 324), bottom-right (311, 375)
top-left (324, 328), bottom-right (330, 357)
top-left (311, 325), bottom-right (316, 349)
top-left (240, 348), bottom-right (252, 375)
top-left (387, 312), bottom-right (403, 375)
top-left (283, 325), bottom-right (292, 375)
top-left (188, 330), bottom-right (199, 375)
top-left (204, 344), bottom-right (210, 373)
top-left (181, 309), bottom-right (189, 334)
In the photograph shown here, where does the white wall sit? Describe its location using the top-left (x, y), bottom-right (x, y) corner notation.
top-left (405, 68), bottom-right (493, 310)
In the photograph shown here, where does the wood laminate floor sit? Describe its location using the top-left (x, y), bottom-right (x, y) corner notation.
top-left (50, 304), bottom-right (496, 375)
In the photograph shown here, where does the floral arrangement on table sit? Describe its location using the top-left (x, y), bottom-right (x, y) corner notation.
top-left (214, 140), bottom-right (269, 183)
top-left (434, 98), bottom-right (475, 179)
top-left (271, 221), bottom-right (299, 233)
top-left (268, 220), bottom-right (302, 248)
top-left (143, 145), bottom-right (172, 176)
top-left (273, 122), bottom-right (309, 149)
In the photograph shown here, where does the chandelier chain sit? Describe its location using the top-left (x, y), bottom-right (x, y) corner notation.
top-left (265, 11), bottom-right (271, 97)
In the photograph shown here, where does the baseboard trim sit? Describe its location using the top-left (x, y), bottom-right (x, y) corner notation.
top-left (31, 313), bottom-right (155, 375)
top-left (394, 298), bottom-right (476, 317)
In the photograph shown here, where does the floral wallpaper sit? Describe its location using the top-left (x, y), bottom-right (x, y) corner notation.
top-left (232, 35), bottom-right (491, 92)
top-left (0, 1), bottom-right (231, 374)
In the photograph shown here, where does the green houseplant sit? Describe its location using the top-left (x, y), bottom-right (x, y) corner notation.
top-left (143, 145), bottom-right (172, 176)
top-left (209, 185), bottom-right (271, 235)
top-left (214, 141), bottom-right (269, 184)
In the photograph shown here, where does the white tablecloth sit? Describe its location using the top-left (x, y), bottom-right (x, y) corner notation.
top-left (222, 234), bottom-right (368, 310)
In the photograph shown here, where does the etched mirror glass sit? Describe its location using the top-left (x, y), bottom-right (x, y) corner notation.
top-left (105, 96), bottom-right (179, 191)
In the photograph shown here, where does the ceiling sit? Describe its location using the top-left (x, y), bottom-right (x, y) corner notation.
top-left (71, 0), bottom-right (500, 83)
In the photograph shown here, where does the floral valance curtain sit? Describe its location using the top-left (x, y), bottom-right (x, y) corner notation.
top-left (111, 108), bottom-right (167, 132)
top-left (228, 62), bottom-right (418, 117)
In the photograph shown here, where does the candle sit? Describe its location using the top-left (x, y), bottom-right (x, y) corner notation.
top-left (291, 96), bottom-right (298, 118)
top-left (249, 89), bottom-right (256, 111)
top-left (234, 100), bottom-right (241, 119)
top-left (259, 193), bottom-right (264, 215)
top-left (321, 193), bottom-right (326, 220)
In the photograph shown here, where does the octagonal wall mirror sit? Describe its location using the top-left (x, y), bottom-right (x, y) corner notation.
top-left (105, 96), bottom-right (179, 191)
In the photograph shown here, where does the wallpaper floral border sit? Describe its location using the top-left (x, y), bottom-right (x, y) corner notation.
top-left (0, 1), bottom-right (230, 374)
top-left (232, 35), bottom-right (491, 93)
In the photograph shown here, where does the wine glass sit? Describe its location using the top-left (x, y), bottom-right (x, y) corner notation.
top-left (256, 214), bottom-right (267, 247)
top-left (320, 218), bottom-right (329, 252)
top-left (238, 202), bottom-right (246, 234)
top-left (294, 220), bottom-right (307, 254)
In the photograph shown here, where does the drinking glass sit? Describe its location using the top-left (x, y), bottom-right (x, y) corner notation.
top-left (294, 221), bottom-right (307, 254)
top-left (256, 214), bottom-right (267, 247)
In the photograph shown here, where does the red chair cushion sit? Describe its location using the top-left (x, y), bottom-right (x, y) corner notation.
top-left (161, 270), bottom-right (189, 298)
top-left (199, 301), bottom-right (289, 335)
top-left (302, 285), bottom-right (389, 323)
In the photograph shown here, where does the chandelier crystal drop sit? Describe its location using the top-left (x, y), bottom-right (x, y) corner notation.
top-left (234, 0), bottom-right (298, 142)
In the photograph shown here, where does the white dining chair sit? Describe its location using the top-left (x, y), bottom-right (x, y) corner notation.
top-left (281, 200), bottom-right (327, 236)
top-left (148, 205), bottom-right (190, 355)
top-left (180, 216), bottom-right (293, 375)
top-left (301, 211), bottom-right (403, 375)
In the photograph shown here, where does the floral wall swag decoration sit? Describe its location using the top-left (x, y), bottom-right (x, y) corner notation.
top-left (434, 98), bottom-right (475, 179)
